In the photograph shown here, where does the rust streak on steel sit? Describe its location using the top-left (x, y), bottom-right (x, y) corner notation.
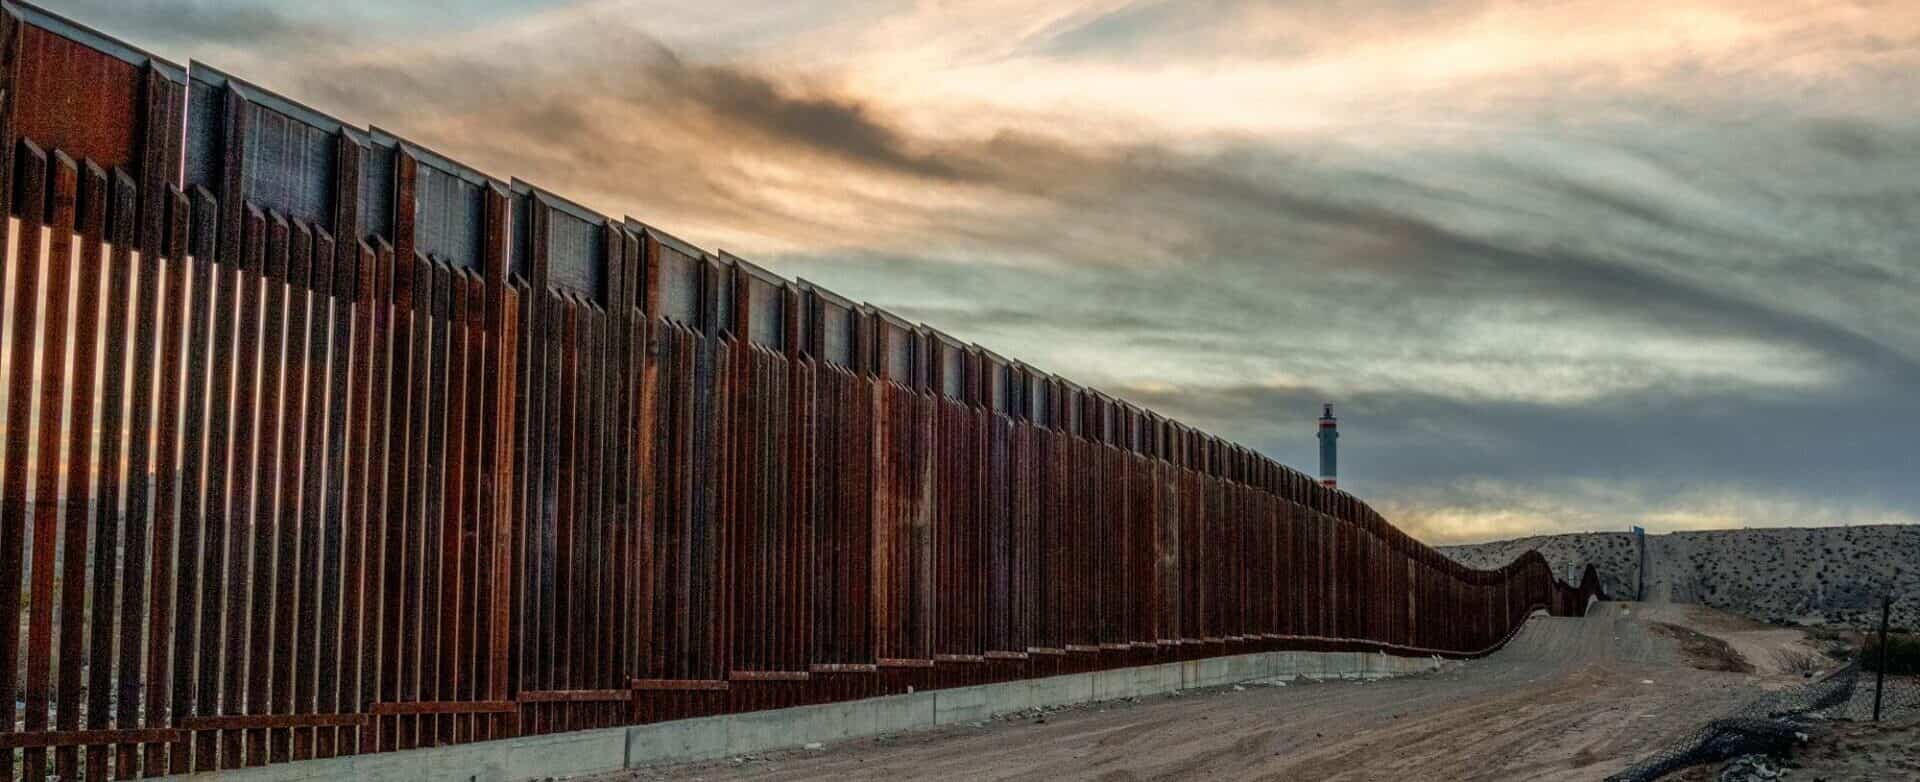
top-left (877, 658), bottom-right (936, 669)
top-left (181, 715), bottom-right (370, 731)
top-left (809, 663), bottom-right (878, 674)
top-left (367, 701), bottom-right (519, 716)
top-left (728, 670), bottom-right (811, 682)
top-left (517, 690), bottom-right (632, 704)
top-left (630, 679), bottom-right (731, 692)
top-left (0, 730), bottom-right (190, 750)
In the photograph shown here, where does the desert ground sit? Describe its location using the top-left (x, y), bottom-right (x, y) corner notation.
top-left (597, 602), bottom-right (1823, 781)
top-left (1780, 713), bottom-right (1920, 780)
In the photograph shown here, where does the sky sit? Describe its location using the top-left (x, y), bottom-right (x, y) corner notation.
top-left (45, 0), bottom-right (1920, 544)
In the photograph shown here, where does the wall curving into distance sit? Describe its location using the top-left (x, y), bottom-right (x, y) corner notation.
top-left (0, 4), bottom-right (1603, 780)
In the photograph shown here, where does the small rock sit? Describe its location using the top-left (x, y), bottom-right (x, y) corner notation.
top-left (1716, 753), bottom-right (1786, 782)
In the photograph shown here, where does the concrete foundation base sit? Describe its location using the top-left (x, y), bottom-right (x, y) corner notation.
top-left (173, 650), bottom-right (1440, 781)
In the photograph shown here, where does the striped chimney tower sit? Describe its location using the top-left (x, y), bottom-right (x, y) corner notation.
top-left (1318, 403), bottom-right (1338, 489)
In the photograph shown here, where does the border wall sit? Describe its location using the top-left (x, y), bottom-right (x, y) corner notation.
top-left (0, 4), bottom-right (1605, 780)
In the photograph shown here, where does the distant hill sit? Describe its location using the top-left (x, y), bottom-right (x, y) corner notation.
top-left (1440, 525), bottom-right (1919, 630)
top-left (1439, 531), bottom-right (1642, 601)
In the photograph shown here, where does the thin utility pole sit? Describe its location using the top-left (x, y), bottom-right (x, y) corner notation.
top-left (1873, 594), bottom-right (1890, 722)
top-left (1633, 526), bottom-right (1647, 602)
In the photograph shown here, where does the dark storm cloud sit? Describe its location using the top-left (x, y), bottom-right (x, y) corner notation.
top-left (253, 21), bottom-right (970, 230)
top-left (648, 55), bottom-right (962, 180)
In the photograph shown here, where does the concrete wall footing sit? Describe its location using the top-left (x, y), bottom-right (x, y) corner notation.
top-left (170, 650), bottom-right (1440, 782)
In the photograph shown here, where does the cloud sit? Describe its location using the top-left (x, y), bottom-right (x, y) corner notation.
top-left (1111, 378), bottom-right (1920, 544)
top-left (1802, 117), bottom-right (1918, 162)
top-left (1122, 380), bottom-right (1918, 494)
top-left (651, 56), bottom-right (961, 180)
top-left (44, 0), bottom-right (324, 54)
top-left (42, 0), bottom-right (1920, 542)
top-left (40, 0), bottom-right (580, 56)
top-left (1382, 480), bottom-right (1920, 545)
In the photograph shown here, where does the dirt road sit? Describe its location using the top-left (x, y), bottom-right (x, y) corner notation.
top-left (600, 603), bottom-right (1814, 781)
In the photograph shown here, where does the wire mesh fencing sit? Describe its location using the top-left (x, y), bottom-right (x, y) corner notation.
top-left (1606, 658), bottom-right (1920, 781)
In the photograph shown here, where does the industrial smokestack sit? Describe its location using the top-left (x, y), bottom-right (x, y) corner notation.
top-left (1318, 403), bottom-right (1338, 489)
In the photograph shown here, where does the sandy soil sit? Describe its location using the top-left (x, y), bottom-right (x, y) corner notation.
top-left (594, 603), bottom-right (1815, 782)
top-left (1789, 713), bottom-right (1920, 780)
top-left (1635, 604), bottom-right (1830, 677)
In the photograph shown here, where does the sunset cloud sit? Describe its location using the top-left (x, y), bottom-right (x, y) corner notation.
top-left (49, 0), bottom-right (1920, 543)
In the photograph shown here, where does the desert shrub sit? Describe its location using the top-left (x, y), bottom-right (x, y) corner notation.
top-left (1806, 626), bottom-right (1846, 643)
top-left (1862, 632), bottom-right (1920, 675)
